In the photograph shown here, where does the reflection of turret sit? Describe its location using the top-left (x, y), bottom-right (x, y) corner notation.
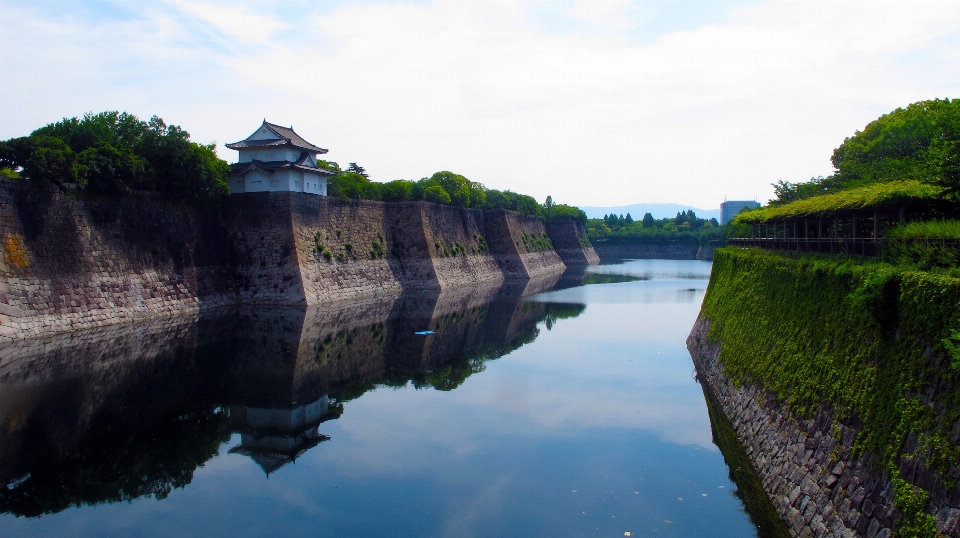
top-left (228, 395), bottom-right (342, 476)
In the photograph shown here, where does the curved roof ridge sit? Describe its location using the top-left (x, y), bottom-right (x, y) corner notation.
top-left (226, 121), bottom-right (328, 154)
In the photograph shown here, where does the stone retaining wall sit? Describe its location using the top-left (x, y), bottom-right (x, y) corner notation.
top-left (593, 241), bottom-right (701, 262)
top-left (1, 180), bottom-right (595, 342)
top-left (688, 316), bottom-right (960, 537)
top-left (544, 220), bottom-right (600, 265)
top-left (0, 179), bottom-right (236, 341)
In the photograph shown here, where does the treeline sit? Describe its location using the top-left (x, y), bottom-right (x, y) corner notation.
top-left (322, 164), bottom-right (586, 222)
top-left (586, 210), bottom-right (723, 244)
top-left (771, 98), bottom-right (960, 206)
top-left (0, 111), bottom-right (588, 221)
top-left (0, 112), bottom-right (229, 204)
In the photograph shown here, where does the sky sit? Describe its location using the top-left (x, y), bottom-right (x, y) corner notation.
top-left (1, 0), bottom-right (959, 209)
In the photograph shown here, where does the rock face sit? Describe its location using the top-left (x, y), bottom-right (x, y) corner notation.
top-left (688, 317), bottom-right (960, 538)
top-left (544, 219), bottom-right (600, 266)
top-left (0, 179), bottom-right (597, 341)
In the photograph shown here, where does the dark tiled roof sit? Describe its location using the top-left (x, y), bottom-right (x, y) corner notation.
top-left (230, 160), bottom-right (336, 176)
top-left (226, 120), bottom-right (328, 154)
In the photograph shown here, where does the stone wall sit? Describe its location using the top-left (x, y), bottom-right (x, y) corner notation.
top-left (485, 209), bottom-right (565, 278)
top-left (0, 179), bottom-right (236, 341)
top-left (545, 219), bottom-right (600, 265)
top-left (593, 241), bottom-right (701, 262)
top-left (291, 196), bottom-right (404, 302)
top-left (688, 317), bottom-right (960, 538)
top-left (417, 203), bottom-right (505, 289)
top-left (2, 181), bottom-right (590, 342)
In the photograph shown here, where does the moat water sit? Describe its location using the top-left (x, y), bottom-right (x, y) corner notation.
top-left (0, 260), bottom-right (776, 537)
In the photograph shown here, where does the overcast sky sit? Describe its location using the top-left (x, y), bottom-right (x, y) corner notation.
top-left (2, 0), bottom-right (959, 208)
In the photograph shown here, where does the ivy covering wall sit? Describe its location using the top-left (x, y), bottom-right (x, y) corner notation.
top-left (701, 247), bottom-right (960, 536)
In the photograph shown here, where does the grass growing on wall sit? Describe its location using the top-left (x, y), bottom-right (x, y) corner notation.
top-left (888, 220), bottom-right (960, 241)
top-left (702, 248), bottom-right (960, 536)
top-left (733, 180), bottom-right (943, 224)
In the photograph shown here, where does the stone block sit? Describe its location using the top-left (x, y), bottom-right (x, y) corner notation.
top-left (936, 507), bottom-right (960, 535)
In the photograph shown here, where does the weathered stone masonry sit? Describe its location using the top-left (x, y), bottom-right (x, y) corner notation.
top-left (0, 178), bottom-right (597, 342)
top-left (688, 317), bottom-right (960, 538)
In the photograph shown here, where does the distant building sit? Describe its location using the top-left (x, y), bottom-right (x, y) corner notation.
top-left (226, 121), bottom-right (334, 195)
top-left (720, 200), bottom-right (761, 225)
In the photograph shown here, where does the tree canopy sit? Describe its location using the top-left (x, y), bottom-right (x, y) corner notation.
top-left (0, 112), bottom-right (230, 204)
top-left (770, 98), bottom-right (960, 205)
top-left (587, 210), bottom-right (722, 244)
top-left (327, 168), bottom-right (584, 220)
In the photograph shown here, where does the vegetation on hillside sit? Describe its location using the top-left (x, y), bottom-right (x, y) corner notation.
top-left (0, 112), bottom-right (230, 204)
top-left (770, 98), bottom-right (960, 206)
top-left (586, 210), bottom-right (724, 245)
top-left (704, 248), bottom-right (960, 536)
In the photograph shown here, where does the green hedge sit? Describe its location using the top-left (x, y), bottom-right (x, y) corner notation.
top-left (702, 248), bottom-right (960, 536)
top-left (734, 180), bottom-right (944, 224)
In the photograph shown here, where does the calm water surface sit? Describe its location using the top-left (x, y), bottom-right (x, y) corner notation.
top-left (1, 260), bottom-right (769, 537)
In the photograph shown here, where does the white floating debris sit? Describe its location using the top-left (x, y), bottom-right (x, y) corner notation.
top-left (414, 331), bottom-right (435, 335)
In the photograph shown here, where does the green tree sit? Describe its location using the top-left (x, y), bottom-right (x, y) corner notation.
top-left (330, 171), bottom-right (373, 199)
top-left (382, 179), bottom-right (414, 202)
top-left (936, 139), bottom-right (960, 198)
top-left (469, 182), bottom-right (487, 208)
top-left (2, 111), bottom-right (230, 203)
top-left (543, 195), bottom-right (555, 217)
top-left (424, 184), bottom-right (451, 204)
top-left (347, 162), bottom-right (368, 178)
top-left (771, 98), bottom-right (960, 205)
top-left (430, 171), bottom-right (471, 207)
top-left (642, 212), bottom-right (655, 227)
top-left (317, 160), bottom-right (341, 173)
top-left (2, 136), bottom-right (78, 187)
top-left (76, 142), bottom-right (146, 194)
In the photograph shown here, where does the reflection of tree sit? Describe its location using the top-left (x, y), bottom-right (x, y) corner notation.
top-left (542, 303), bottom-right (587, 331)
top-left (331, 302), bottom-right (586, 399)
top-left (0, 406), bottom-right (231, 518)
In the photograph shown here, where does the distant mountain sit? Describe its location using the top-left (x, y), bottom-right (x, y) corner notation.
top-left (580, 203), bottom-right (721, 222)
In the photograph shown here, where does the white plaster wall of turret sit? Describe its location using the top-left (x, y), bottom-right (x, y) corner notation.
top-left (238, 147), bottom-right (302, 163)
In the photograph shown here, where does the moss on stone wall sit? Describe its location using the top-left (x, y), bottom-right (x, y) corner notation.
top-left (702, 247), bottom-right (960, 536)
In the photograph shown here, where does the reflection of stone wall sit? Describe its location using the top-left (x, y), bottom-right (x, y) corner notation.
top-left (0, 275), bottom-right (580, 514)
top-left (0, 313), bottom-right (231, 487)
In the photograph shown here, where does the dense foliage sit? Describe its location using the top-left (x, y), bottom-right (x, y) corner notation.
top-left (703, 248), bottom-right (960, 536)
top-left (735, 180), bottom-right (944, 224)
top-left (0, 112), bottom-right (230, 204)
top-left (325, 167), bottom-right (585, 221)
top-left (882, 221), bottom-right (960, 270)
top-left (586, 209), bottom-right (724, 245)
top-left (887, 220), bottom-right (960, 241)
top-left (771, 98), bottom-right (960, 205)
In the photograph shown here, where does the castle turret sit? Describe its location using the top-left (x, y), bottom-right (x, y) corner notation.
top-left (226, 121), bottom-right (334, 195)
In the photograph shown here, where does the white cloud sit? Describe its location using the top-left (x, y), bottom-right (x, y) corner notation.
top-left (1, 0), bottom-right (959, 207)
